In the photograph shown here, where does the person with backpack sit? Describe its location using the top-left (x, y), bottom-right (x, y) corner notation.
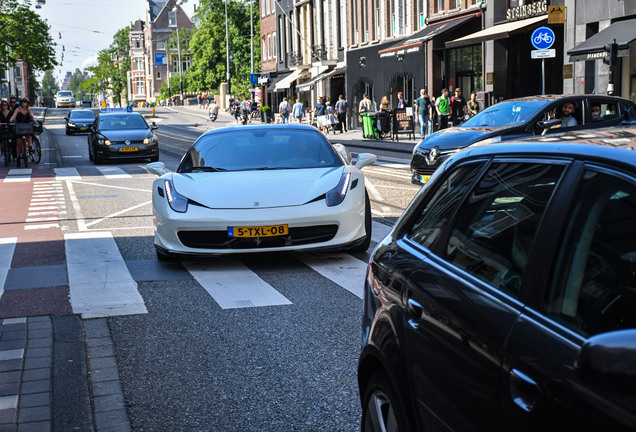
top-left (279, 97), bottom-right (291, 124)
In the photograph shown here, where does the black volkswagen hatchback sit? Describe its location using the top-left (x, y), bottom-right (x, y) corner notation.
top-left (88, 112), bottom-right (159, 164)
top-left (410, 94), bottom-right (636, 184)
top-left (360, 125), bottom-right (636, 431)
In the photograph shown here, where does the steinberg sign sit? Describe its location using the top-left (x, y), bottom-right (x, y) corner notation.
top-left (506, 0), bottom-right (548, 21)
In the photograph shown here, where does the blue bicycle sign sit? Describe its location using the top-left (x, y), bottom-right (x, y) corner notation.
top-left (531, 27), bottom-right (555, 50)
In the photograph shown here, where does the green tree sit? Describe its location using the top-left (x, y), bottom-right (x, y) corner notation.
top-left (68, 69), bottom-right (85, 91)
top-left (187, 0), bottom-right (260, 97)
top-left (40, 69), bottom-right (59, 107)
top-left (0, 0), bottom-right (57, 73)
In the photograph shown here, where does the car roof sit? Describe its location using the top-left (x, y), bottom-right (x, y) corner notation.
top-left (199, 124), bottom-right (324, 137)
top-left (461, 124), bottom-right (636, 169)
top-left (495, 94), bottom-right (633, 104)
top-left (97, 111), bottom-right (143, 118)
top-left (70, 109), bottom-right (94, 113)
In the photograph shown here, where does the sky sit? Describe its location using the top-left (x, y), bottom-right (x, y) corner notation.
top-left (34, 0), bottom-right (196, 85)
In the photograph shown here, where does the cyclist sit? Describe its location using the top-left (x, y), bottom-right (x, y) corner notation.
top-left (10, 98), bottom-right (34, 167)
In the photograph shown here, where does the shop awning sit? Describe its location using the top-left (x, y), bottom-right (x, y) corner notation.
top-left (296, 67), bottom-right (346, 92)
top-left (446, 15), bottom-right (546, 48)
top-left (567, 18), bottom-right (636, 62)
top-left (379, 13), bottom-right (479, 56)
top-left (273, 69), bottom-right (305, 91)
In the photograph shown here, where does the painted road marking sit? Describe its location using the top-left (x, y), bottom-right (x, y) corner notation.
top-left (65, 231), bottom-right (147, 318)
top-left (95, 166), bottom-right (132, 179)
top-left (54, 168), bottom-right (81, 181)
top-left (186, 259), bottom-right (292, 310)
top-left (0, 238), bottom-right (17, 300)
top-left (295, 253), bottom-right (368, 299)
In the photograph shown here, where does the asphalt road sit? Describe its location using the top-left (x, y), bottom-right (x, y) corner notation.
top-left (5, 108), bottom-right (421, 430)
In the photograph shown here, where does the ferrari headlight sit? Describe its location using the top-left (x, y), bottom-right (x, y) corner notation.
top-left (164, 179), bottom-right (188, 213)
top-left (325, 172), bottom-right (351, 207)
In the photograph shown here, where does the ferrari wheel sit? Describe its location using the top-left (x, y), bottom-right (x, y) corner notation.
top-left (349, 191), bottom-right (372, 253)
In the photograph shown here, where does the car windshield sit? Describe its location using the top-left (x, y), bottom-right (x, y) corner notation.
top-left (98, 115), bottom-right (148, 130)
top-left (70, 111), bottom-right (95, 120)
top-left (178, 128), bottom-right (342, 172)
top-left (462, 100), bottom-right (551, 127)
top-left (58, 92), bottom-right (73, 97)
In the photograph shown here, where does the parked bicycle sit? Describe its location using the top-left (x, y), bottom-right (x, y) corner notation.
top-left (0, 122), bottom-right (15, 167)
top-left (13, 121), bottom-right (42, 167)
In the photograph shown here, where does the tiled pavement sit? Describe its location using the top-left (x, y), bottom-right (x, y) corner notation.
top-left (0, 316), bottom-right (130, 432)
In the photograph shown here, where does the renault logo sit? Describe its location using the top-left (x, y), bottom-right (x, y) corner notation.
top-left (427, 147), bottom-right (438, 166)
top-left (125, 140), bottom-right (131, 145)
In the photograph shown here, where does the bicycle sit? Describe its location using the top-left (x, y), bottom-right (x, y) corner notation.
top-left (13, 121), bottom-right (42, 167)
top-left (0, 122), bottom-right (15, 167)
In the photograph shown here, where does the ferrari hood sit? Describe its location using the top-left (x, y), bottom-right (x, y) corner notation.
top-left (170, 167), bottom-right (345, 209)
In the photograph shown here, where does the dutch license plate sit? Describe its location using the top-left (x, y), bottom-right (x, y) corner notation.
top-left (228, 224), bottom-right (289, 238)
top-left (81, 127), bottom-right (88, 130)
top-left (119, 146), bottom-right (138, 152)
top-left (420, 175), bottom-right (431, 184)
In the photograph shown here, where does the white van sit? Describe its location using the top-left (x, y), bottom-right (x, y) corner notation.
top-left (55, 91), bottom-right (76, 108)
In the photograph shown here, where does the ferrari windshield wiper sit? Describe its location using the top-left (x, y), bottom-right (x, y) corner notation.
top-left (185, 166), bottom-right (227, 172)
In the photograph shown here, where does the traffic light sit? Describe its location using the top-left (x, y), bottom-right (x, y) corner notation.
top-left (603, 39), bottom-right (618, 69)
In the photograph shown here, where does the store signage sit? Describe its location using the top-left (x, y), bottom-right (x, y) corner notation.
top-left (531, 49), bottom-right (556, 59)
top-left (548, 5), bottom-right (566, 24)
top-left (154, 53), bottom-right (166, 66)
top-left (563, 64), bottom-right (573, 79)
top-left (258, 76), bottom-right (269, 85)
top-left (531, 26), bottom-right (555, 50)
top-left (379, 45), bottom-right (420, 59)
top-left (506, 0), bottom-right (548, 22)
top-left (250, 73), bottom-right (260, 85)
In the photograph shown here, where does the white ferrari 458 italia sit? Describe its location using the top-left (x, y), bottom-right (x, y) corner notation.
top-left (146, 124), bottom-right (377, 259)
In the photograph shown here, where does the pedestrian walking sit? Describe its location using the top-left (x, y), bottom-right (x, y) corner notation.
top-left (197, 92), bottom-right (202, 109)
top-left (279, 97), bottom-right (291, 124)
top-left (436, 88), bottom-right (450, 130)
top-left (450, 88), bottom-right (467, 126)
top-left (414, 88), bottom-right (433, 138)
top-left (292, 98), bottom-right (305, 123)
top-left (334, 95), bottom-right (348, 133)
top-left (314, 97), bottom-right (328, 133)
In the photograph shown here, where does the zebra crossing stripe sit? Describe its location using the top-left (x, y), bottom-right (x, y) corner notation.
top-left (54, 167), bottom-right (81, 181)
top-left (295, 253), bottom-right (368, 299)
top-left (65, 231), bottom-right (147, 318)
top-left (0, 238), bottom-right (17, 300)
top-left (95, 166), bottom-right (132, 179)
top-left (186, 259), bottom-right (292, 310)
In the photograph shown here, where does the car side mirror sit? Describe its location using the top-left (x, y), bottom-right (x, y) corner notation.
top-left (151, 122), bottom-right (158, 130)
top-left (355, 153), bottom-right (377, 170)
top-left (146, 162), bottom-right (170, 177)
top-left (64, 117), bottom-right (68, 121)
top-left (575, 329), bottom-right (636, 395)
top-left (333, 143), bottom-right (352, 165)
top-left (538, 119), bottom-right (562, 135)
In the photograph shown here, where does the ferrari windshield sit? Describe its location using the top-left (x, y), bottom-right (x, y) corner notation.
top-left (178, 128), bottom-right (342, 172)
top-left (462, 100), bottom-right (551, 127)
top-left (98, 114), bottom-right (149, 130)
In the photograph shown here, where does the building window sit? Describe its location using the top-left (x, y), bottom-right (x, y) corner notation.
top-left (135, 77), bottom-right (145, 95)
top-left (435, 0), bottom-right (444, 13)
top-left (156, 71), bottom-right (161, 79)
top-left (135, 40), bottom-right (140, 48)
top-left (268, 34), bottom-right (272, 60)
top-left (168, 10), bottom-right (177, 27)
top-left (266, 0), bottom-right (269, 15)
top-left (273, 31), bottom-right (277, 61)
top-left (156, 41), bottom-right (166, 51)
top-left (135, 57), bottom-right (144, 71)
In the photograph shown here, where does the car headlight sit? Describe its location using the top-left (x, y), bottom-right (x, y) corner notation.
top-left (68, 122), bottom-right (76, 127)
top-left (98, 138), bottom-right (112, 146)
top-left (325, 172), bottom-right (351, 207)
top-left (164, 179), bottom-right (188, 213)
top-left (143, 137), bottom-right (149, 144)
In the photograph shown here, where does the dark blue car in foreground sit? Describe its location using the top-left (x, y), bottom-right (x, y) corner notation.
top-left (362, 125), bottom-right (636, 431)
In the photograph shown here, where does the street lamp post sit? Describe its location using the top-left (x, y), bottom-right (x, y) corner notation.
top-left (171, 0), bottom-right (187, 105)
top-left (225, 0), bottom-right (231, 97)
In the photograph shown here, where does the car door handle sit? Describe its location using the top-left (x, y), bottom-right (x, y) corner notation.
top-left (407, 298), bottom-right (423, 329)
top-left (509, 368), bottom-right (539, 413)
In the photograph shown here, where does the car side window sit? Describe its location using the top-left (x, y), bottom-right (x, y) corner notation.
top-left (590, 101), bottom-right (620, 123)
top-left (407, 163), bottom-right (483, 250)
top-left (543, 169), bottom-right (636, 337)
top-left (443, 163), bottom-right (565, 298)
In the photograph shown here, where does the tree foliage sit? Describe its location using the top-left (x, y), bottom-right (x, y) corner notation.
top-left (79, 26), bottom-right (131, 105)
top-left (41, 70), bottom-right (59, 107)
top-left (187, 0), bottom-right (260, 98)
top-left (0, 0), bottom-right (57, 72)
